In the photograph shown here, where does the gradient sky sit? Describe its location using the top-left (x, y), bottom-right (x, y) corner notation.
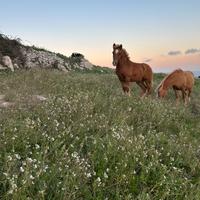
top-left (0, 0), bottom-right (200, 72)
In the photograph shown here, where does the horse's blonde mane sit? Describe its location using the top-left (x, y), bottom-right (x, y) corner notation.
top-left (156, 69), bottom-right (183, 91)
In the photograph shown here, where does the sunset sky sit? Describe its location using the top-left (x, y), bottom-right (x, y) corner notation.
top-left (0, 0), bottom-right (199, 72)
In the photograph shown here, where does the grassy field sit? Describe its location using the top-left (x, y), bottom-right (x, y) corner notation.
top-left (0, 69), bottom-right (200, 200)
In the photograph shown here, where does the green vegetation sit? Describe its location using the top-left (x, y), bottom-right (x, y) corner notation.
top-left (0, 69), bottom-right (200, 200)
top-left (75, 65), bottom-right (114, 74)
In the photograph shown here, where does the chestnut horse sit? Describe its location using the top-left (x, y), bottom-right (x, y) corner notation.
top-left (112, 44), bottom-right (153, 97)
top-left (157, 69), bottom-right (194, 105)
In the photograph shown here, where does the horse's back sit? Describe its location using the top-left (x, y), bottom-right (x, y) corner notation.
top-left (184, 71), bottom-right (195, 89)
top-left (162, 69), bottom-right (185, 89)
top-left (173, 70), bottom-right (194, 90)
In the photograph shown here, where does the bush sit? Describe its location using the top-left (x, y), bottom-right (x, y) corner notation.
top-left (0, 34), bottom-right (26, 66)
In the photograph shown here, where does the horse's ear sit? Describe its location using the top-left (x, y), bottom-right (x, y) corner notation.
top-left (113, 43), bottom-right (116, 48)
top-left (119, 44), bottom-right (122, 49)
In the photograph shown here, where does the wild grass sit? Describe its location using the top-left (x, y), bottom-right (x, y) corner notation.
top-left (0, 69), bottom-right (200, 200)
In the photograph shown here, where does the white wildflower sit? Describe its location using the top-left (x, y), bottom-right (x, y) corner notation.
top-left (7, 155), bottom-right (12, 161)
top-left (104, 172), bottom-right (108, 179)
top-left (86, 173), bottom-right (92, 178)
top-left (15, 154), bottom-right (21, 160)
top-left (30, 175), bottom-right (34, 180)
top-left (35, 144), bottom-right (40, 149)
top-left (27, 157), bottom-right (33, 163)
top-left (97, 177), bottom-right (101, 182)
top-left (20, 167), bottom-right (25, 173)
top-left (3, 172), bottom-right (8, 177)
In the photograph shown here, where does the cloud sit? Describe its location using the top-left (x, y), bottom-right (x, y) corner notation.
top-left (168, 51), bottom-right (182, 56)
top-left (185, 48), bottom-right (200, 54)
top-left (144, 58), bottom-right (152, 62)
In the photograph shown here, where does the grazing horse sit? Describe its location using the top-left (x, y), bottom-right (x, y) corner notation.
top-left (156, 69), bottom-right (194, 105)
top-left (112, 43), bottom-right (153, 97)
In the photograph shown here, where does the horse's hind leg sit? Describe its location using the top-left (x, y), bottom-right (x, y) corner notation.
top-left (144, 80), bottom-right (152, 95)
top-left (188, 89), bottom-right (192, 103)
top-left (185, 89), bottom-right (191, 105)
top-left (187, 89), bottom-right (192, 103)
top-left (181, 89), bottom-right (188, 106)
top-left (121, 81), bottom-right (131, 96)
top-left (136, 82), bottom-right (147, 98)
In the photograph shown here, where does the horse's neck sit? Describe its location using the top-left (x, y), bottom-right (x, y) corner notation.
top-left (162, 81), bottom-right (169, 90)
top-left (118, 58), bottom-right (131, 68)
top-left (162, 76), bottom-right (175, 89)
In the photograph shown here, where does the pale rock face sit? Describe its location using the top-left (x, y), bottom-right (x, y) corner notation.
top-left (80, 58), bottom-right (93, 69)
top-left (13, 63), bottom-right (19, 69)
top-left (20, 47), bottom-right (68, 71)
top-left (65, 63), bottom-right (71, 70)
top-left (57, 63), bottom-right (68, 73)
top-left (20, 46), bottom-right (94, 71)
top-left (2, 56), bottom-right (14, 72)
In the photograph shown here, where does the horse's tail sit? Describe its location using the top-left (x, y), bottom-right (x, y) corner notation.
top-left (149, 70), bottom-right (153, 94)
top-left (143, 63), bottom-right (153, 93)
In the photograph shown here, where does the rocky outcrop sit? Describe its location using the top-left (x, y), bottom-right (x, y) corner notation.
top-left (20, 46), bottom-right (95, 72)
top-left (0, 33), bottom-right (95, 72)
top-left (0, 94), bottom-right (47, 108)
top-left (20, 46), bottom-right (69, 72)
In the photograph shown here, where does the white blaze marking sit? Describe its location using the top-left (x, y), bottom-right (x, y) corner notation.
top-left (115, 49), bottom-right (119, 54)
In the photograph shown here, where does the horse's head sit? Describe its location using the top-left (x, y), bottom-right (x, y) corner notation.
top-left (157, 85), bottom-right (167, 98)
top-left (112, 43), bottom-right (123, 66)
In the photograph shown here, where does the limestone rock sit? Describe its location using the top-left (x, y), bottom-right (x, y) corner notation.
top-left (80, 58), bottom-right (93, 69)
top-left (0, 95), bottom-right (14, 108)
top-left (2, 56), bottom-right (14, 72)
top-left (57, 63), bottom-right (68, 73)
top-left (32, 95), bottom-right (47, 102)
top-left (0, 101), bottom-right (15, 108)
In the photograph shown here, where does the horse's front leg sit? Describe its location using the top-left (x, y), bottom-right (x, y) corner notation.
top-left (181, 89), bottom-right (188, 106)
top-left (121, 81), bottom-right (131, 96)
top-left (174, 89), bottom-right (180, 106)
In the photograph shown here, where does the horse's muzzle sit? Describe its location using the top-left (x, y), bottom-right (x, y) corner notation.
top-left (112, 61), bottom-right (116, 66)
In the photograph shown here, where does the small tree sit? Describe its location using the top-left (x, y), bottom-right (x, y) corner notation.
top-left (71, 53), bottom-right (84, 59)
